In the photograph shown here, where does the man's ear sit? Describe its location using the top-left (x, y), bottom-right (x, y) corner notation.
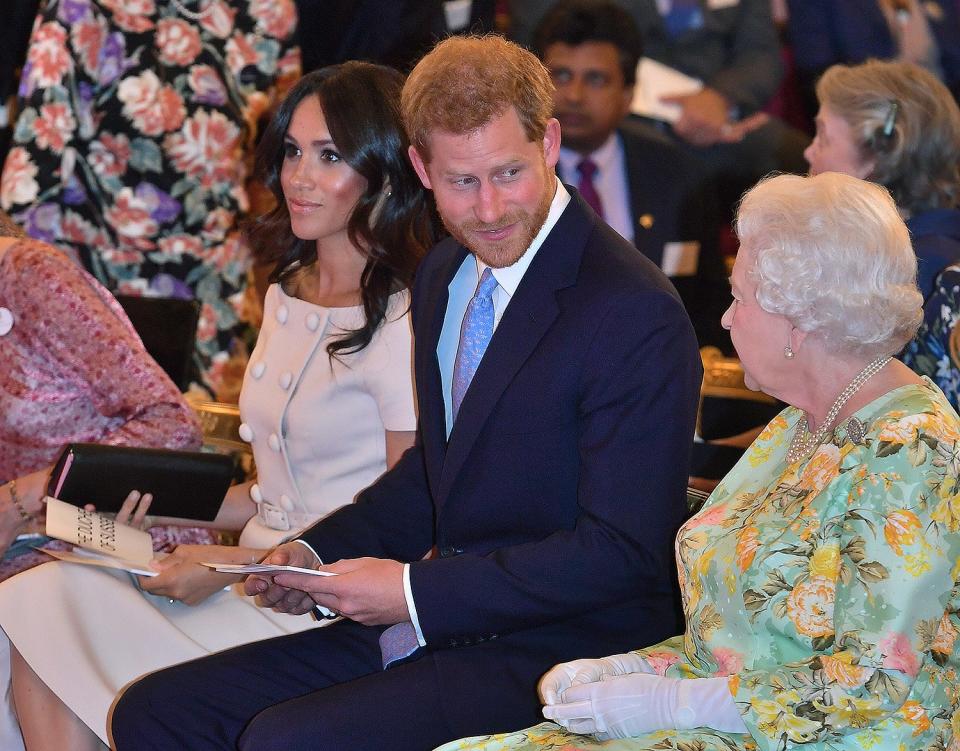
top-left (408, 145), bottom-right (432, 189)
top-left (542, 117), bottom-right (561, 170)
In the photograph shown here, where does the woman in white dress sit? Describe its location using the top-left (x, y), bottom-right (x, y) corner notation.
top-left (0, 61), bottom-right (438, 750)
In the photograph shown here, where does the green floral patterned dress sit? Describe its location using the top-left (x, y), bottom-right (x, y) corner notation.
top-left (439, 379), bottom-right (960, 751)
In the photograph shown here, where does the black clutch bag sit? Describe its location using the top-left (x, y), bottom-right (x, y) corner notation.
top-left (47, 443), bottom-right (235, 521)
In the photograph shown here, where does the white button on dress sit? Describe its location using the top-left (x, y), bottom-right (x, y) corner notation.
top-left (249, 483), bottom-right (263, 503)
top-left (279, 494), bottom-right (294, 511)
top-left (305, 312), bottom-right (320, 332)
top-left (238, 423), bottom-right (254, 442)
top-left (276, 305), bottom-right (288, 324)
top-left (251, 361), bottom-right (266, 379)
top-left (0, 307), bottom-right (13, 336)
top-left (279, 371), bottom-right (293, 390)
top-left (268, 433), bottom-right (281, 452)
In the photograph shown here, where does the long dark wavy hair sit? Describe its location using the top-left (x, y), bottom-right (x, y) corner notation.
top-left (247, 62), bottom-right (437, 358)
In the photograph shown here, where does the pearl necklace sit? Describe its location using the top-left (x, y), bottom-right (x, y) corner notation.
top-left (169, 0), bottom-right (215, 21)
top-left (785, 355), bottom-right (891, 464)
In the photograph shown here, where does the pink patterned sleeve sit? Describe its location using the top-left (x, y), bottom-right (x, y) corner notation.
top-left (12, 242), bottom-right (201, 450)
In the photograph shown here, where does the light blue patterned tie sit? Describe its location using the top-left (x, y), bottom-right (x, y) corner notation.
top-left (451, 268), bottom-right (498, 420)
top-left (378, 271), bottom-right (499, 669)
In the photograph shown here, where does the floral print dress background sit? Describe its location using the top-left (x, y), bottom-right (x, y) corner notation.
top-left (440, 380), bottom-right (960, 751)
top-left (0, 0), bottom-right (300, 397)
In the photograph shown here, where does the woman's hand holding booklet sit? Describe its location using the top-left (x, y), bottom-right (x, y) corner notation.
top-left (41, 499), bottom-right (337, 614)
top-left (42, 496), bottom-right (157, 575)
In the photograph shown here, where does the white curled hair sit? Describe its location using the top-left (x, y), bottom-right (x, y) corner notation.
top-left (736, 172), bottom-right (922, 358)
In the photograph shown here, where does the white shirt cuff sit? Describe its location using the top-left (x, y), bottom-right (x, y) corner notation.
top-left (288, 538), bottom-right (322, 564)
top-left (287, 539), bottom-right (335, 619)
top-left (403, 563), bottom-right (427, 647)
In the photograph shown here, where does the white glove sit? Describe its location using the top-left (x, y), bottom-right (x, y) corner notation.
top-left (542, 673), bottom-right (747, 740)
top-left (538, 653), bottom-right (655, 706)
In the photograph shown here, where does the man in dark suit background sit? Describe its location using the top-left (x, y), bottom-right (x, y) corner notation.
top-left (533, 0), bottom-right (728, 349)
top-left (513, 0), bottom-right (784, 120)
top-left (111, 34), bottom-right (701, 751)
top-left (512, 0), bottom-right (809, 217)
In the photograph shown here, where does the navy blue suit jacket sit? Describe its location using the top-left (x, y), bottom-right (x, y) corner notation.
top-left (298, 192), bottom-right (701, 720)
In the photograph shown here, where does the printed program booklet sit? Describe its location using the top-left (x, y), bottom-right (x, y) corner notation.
top-left (42, 499), bottom-right (342, 581)
top-left (43, 496), bottom-right (157, 576)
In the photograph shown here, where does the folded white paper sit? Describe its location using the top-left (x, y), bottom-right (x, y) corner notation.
top-left (40, 546), bottom-right (158, 577)
top-left (631, 57), bottom-right (703, 124)
top-left (200, 562), bottom-right (338, 576)
top-left (45, 496), bottom-right (154, 565)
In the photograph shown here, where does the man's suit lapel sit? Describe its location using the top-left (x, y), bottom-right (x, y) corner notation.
top-left (419, 244), bottom-right (469, 497)
top-left (620, 129), bottom-right (666, 269)
top-left (438, 194), bottom-right (594, 502)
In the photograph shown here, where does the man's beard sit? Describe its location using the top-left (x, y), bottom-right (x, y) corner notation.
top-left (443, 183), bottom-right (553, 269)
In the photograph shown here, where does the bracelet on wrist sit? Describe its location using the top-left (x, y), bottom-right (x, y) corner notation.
top-left (7, 480), bottom-right (34, 522)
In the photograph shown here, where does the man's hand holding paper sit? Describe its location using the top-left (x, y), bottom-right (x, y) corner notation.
top-left (269, 556), bottom-right (409, 626)
top-left (243, 541), bottom-right (325, 615)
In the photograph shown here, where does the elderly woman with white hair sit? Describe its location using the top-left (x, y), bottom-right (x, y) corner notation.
top-left (438, 172), bottom-right (960, 751)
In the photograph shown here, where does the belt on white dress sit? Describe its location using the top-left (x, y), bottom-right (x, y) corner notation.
top-left (256, 501), bottom-right (318, 532)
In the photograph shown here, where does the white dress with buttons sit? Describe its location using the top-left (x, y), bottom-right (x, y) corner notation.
top-left (0, 285), bottom-right (416, 744)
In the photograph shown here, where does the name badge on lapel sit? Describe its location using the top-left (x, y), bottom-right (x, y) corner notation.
top-left (662, 242), bottom-right (700, 277)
